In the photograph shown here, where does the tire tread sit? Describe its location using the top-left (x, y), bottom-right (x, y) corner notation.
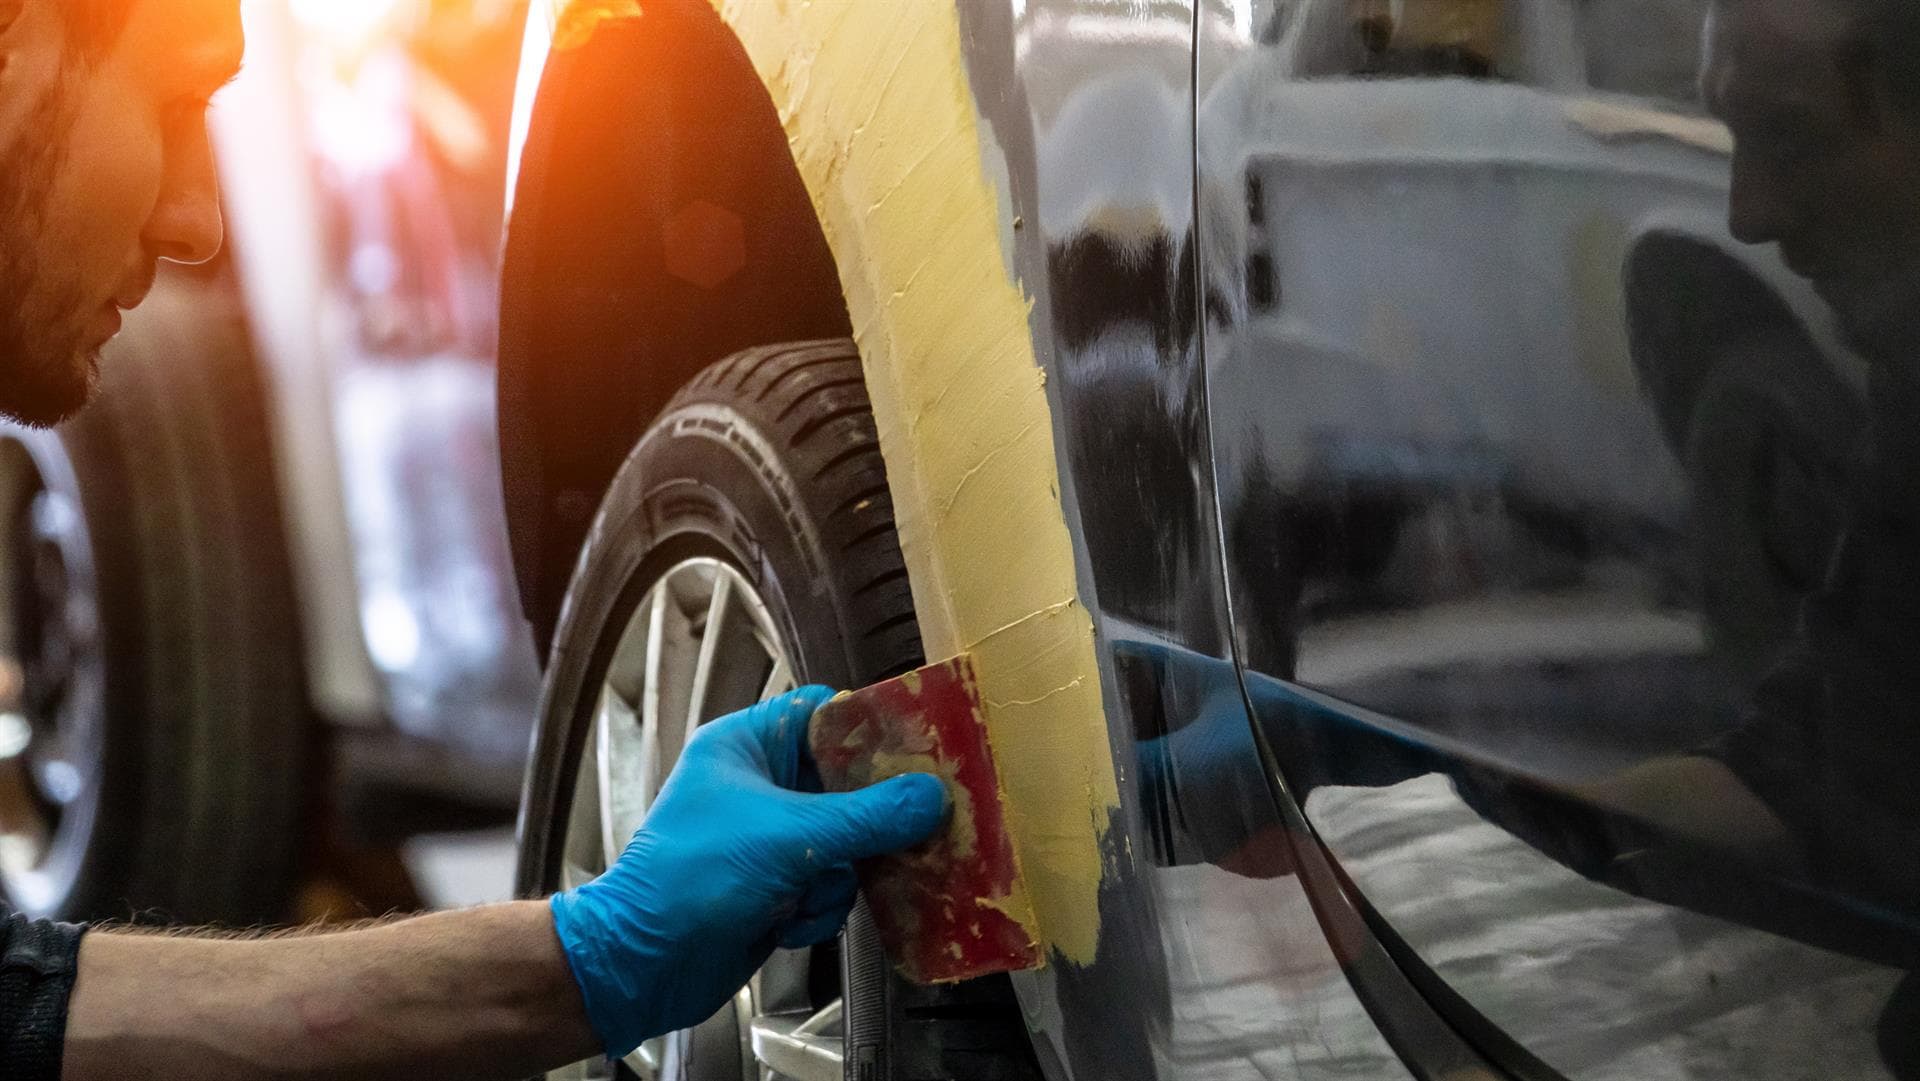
top-left (526, 339), bottom-right (1036, 1081)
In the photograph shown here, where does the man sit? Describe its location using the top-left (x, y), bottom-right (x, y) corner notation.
top-left (0, 4), bottom-right (948, 1078)
top-left (1579, 0), bottom-right (1920, 917)
top-left (1166, 0), bottom-right (1920, 1072)
top-left (1561, 0), bottom-right (1920, 1071)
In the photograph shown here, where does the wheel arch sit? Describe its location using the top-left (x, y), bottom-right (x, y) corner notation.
top-left (509, 2), bottom-right (1123, 977)
top-left (498, 0), bottom-right (850, 653)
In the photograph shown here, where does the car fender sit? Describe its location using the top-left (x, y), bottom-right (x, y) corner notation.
top-left (501, 0), bottom-right (1122, 975)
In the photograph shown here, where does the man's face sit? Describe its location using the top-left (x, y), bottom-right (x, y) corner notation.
top-left (0, 0), bottom-right (242, 426)
top-left (1705, 0), bottom-right (1920, 361)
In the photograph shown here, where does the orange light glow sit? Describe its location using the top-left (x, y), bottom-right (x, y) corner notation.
top-left (553, 0), bottom-right (642, 52)
top-left (287, 0), bottom-right (406, 44)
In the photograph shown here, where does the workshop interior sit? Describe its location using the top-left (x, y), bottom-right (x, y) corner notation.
top-left (3, 0), bottom-right (1918, 1078)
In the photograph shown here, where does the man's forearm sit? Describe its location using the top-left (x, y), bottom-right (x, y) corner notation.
top-left (61, 901), bottom-right (599, 1081)
top-left (1578, 755), bottom-right (1805, 872)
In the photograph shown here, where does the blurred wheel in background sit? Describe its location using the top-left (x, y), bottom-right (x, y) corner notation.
top-left (0, 426), bottom-right (104, 919)
top-left (0, 270), bottom-right (308, 925)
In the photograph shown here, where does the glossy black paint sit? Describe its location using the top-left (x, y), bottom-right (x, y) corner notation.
top-left (948, 5), bottom-right (1204, 1075)
top-left (954, 3), bottom-right (1466, 1078)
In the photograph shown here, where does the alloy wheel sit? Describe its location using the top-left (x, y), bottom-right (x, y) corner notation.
top-left (550, 556), bottom-right (846, 1081)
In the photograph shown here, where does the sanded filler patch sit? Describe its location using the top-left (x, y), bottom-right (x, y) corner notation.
top-left (713, 0), bottom-right (1120, 965)
top-left (809, 656), bottom-right (1044, 984)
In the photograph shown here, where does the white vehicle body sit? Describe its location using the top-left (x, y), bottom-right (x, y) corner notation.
top-left (211, 0), bottom-right (538, 775)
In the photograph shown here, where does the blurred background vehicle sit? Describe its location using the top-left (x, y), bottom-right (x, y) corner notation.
top-left (0, 0), bottom-right (537, 925)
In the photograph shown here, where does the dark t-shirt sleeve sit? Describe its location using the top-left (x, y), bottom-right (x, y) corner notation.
top-left (1702, 645), bottom-right (1828, 837)
top-left (1701, 509), bottom-right (1920, 910)
top-left (0, 904), bottom-right (86, 1081)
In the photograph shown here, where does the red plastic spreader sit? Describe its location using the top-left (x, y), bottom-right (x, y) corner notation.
top-left (807, 654), bottom-right (1045, 984)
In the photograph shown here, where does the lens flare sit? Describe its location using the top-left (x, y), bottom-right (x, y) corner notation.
top-left (287, 0), bottom-right (405, 43)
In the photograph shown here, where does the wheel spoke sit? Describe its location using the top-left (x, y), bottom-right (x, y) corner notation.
top-left (593, 687), bottom-right (622, 865)
top-left (563, 711), bottom-right (606, 889)
top-left (640, 580), bottom-right (669, 778)
top-left (558, 556), bottom-right (817, 1081)
top-left (796, 998), bottom-right (844, 1038)
top-left (595, 678), bottom-right (649, 864)
top-left (686, 573), bottom-right (733, 730)
top-left (748, 999), bottom-right (845, 1081)
top-left (733, 985), bottom-right (758, 1079)
top-left (624, 581), bottom-right (672, 848)
top-left (550, 1054), bottom-right (624, 1081)
top-left (626, 1040), bottom-right (661, 1077)
top-left (760, 656), bottom-right (794, 702)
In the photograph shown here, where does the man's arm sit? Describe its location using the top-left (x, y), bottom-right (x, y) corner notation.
top-left (62, 903), bottom-right (596, 1081)
top-left (1576, 754), bottom-right (1805, 873)
top-left (54, 689), bottom-right (945, 1080)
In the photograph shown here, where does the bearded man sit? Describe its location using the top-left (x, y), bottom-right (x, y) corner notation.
top-left (0, 8), bottom-right (945, 1078)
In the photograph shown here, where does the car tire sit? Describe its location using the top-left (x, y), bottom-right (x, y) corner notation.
top-left (516, 339), bottom-right (1040, 1081)
top-left (0, 272), bottom-right (307, 925)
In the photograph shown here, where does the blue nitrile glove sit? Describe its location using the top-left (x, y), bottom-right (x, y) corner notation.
top-left (549, 685), bottom-right (949, 1059)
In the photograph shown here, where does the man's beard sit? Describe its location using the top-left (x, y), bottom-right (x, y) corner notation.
top-left (0, 71), bottom-right (98, 428)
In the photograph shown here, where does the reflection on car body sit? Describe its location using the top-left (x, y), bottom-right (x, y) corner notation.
top-left (1197, 0), bottom-right (1920, 1077)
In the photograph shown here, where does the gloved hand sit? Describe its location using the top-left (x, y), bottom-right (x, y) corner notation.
top-left (549, 685), bottom-right (949, 1059)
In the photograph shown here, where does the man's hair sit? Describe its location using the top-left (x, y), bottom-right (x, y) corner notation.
top-left (1714, 0), bottom-right (1920, 118)
top-left (57, 0), bottom-right (134, 61)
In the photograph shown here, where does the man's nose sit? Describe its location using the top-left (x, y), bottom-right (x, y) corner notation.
top-left (1726, 150), bottom-right (1796, 247)
top-left (144, 123), bottom-right (225, 266)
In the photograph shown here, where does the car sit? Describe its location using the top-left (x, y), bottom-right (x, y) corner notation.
top-left (526, 0), bottom-right (1911, 1078)
top-left (0, 0), bottom-right (540, 925)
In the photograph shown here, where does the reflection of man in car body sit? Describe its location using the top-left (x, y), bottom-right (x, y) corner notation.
top-left (1582, 0), bottom-right (1920, 1069)
top-left (1582, 0), bottom-right (1920, 918)
top-left (1171, 0), bottom-right (1920, 1070)
top-left (1186, 0), bottom-right (1918, 925)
